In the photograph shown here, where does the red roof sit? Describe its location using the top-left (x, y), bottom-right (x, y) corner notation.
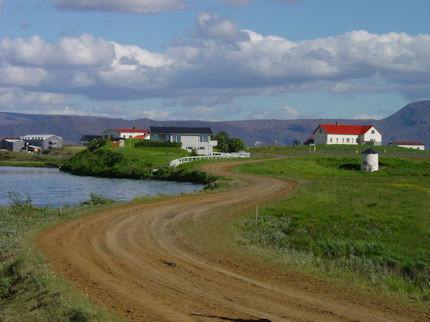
top-left (133, 135), bottom-right (148, 139)
top-left (113, 128), bottom-right (148, 133)
top-left (317, 124), bottom-right (374, 135)
top-left (393, 141), bottom-right (424, 146)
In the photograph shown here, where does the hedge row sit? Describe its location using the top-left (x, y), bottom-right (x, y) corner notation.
top-left (134, 141), bottom-right (182, 148)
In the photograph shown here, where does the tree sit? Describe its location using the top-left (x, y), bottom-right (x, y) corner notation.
top-left (228, 137), bottom-right (246, 152)
top-left (214, 131), bottom-right (246, 153)
top-left (214, 132), bottom-right (229, 153)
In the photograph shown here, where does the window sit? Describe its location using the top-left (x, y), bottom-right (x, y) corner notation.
top-left (371, 130), bottom-right (375, 134)
top-left (173, 135), bottom-right (181, 142)
top-left (187, 147), bottom-right (193, 150)
top-left (346, 138), bottom-right (350, 143)
top-left (330, 138), bottom-right (332, 143)
top-left (199, 135), bottom-right (209, 142)
top-left (199, 147), bottom-right (205, 150)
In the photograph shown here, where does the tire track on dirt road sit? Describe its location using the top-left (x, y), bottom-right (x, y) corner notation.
top-left (37, 160), bottom-right (426, 321)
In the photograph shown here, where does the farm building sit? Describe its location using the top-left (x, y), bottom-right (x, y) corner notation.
top-left (20, 134), bottom-right (63, 150)
top-left (389, 141), bottom-right (425, 150)
top-left (313, 123), bottom-right (382, 145)
top-left (149, 127), bottom-right (217, 156)
top-left (1, 138), bottom-right (25, 152)
top-left (103, 128), bottom-right (149, 140)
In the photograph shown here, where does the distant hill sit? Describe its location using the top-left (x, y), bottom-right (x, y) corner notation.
top-left (1, 100), bottom-right (429, 148)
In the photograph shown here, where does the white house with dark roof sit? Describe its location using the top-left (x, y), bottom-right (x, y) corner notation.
top-left (103, 128), bottom-right (149, 140)
top-left (313, 123), bottom-right (382, 145)
top-left (149, 127), bottom-right (217, 155)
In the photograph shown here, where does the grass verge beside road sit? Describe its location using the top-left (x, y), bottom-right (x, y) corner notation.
top-left (0, 194), bottom-right (122, 321)
top-left (237, 149), bottom-right (430, 301)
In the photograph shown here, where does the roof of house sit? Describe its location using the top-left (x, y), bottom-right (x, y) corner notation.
top-left (20, 134), bottom-right (62, 140)
top-left (149, 127), bottom-right (213, 134)
top-left (133, 135), bottom-right (148, 139)
top-left (314, 124), bottom-right (375, 135)
top-left (392, 141), bottom-right (424, 146)
top-left (112, 128), bottom-right (148, 133)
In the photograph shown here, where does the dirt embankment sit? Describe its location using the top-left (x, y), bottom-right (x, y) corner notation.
top-left (37, 160), bottom-right (429, 321)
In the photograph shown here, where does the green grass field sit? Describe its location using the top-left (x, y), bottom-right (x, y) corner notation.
top-left (238, 148), bottom-right (430, 300)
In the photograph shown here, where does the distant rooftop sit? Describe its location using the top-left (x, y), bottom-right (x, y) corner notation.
top-left (20, 134), bottom-right (61, 139)
top-left (392, 141), bottom-right (424, 146)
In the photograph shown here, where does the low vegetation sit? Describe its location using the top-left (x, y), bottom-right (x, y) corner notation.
top-left (61, 139), bottom-right (220, 187)
top-left (0, 193), bottom-right (121, 321)
top-left (0, 146), bottom-right (86, 168)
top-left (238, 148), bottom-right (430, 300)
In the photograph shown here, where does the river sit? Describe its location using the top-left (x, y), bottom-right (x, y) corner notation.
top-left (0, 166), bottom-right (204, 208)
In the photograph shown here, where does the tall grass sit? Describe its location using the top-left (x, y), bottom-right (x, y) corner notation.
top-left (238, 152), bottom-right (430, 300)
top-left (0, 193), bottom-right (121, 321)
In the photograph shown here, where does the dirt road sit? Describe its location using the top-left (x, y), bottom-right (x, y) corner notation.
top-left (37, 161), bottom-right (427, 321)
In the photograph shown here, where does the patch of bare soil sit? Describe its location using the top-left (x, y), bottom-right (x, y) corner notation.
top-left (37, 160), bottom-right (429, 321)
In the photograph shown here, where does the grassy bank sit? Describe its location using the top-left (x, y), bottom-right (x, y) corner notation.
top-left (237, 149), bottom-right (430, 300)
top-left (0, 194), bottom-right (122, 321)
top-left (0, 146), bottom-right (86, 168)
top-left (61, 139), bottom-right (220, 187)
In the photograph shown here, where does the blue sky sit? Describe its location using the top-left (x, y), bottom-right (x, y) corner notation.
top-left (0, 0), bottom-right (429, 121)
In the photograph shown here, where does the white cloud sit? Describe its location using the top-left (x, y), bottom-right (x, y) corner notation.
top-left (353, 114), bottom-right (385, 120)
top-left (1, 15), bottom-right (430, 108)
top-left (0, 87), bottom-right (67, 110)
top-left (195, 12), bottom-right (249, 42)
top-left (213, 0), bottom-right (298, 6)
top-left (280, 105), bottom-right (299, 116)
top-left (213, 0), bottom-right (252, 7)
top-left (49, 0), bottom-right (186, 14)
top-left (134, 109), bottom-right (171, 120)
top-left (1, 34), bottom-right (115, 67)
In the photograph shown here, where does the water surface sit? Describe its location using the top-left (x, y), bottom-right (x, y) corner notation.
top-left (0, 166), bottom-right (203, 208)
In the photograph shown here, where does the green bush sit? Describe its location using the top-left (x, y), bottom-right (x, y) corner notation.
top-left (134, 140), bottom-right (182, 148)
top-left (79, 194), bottom-right (115, 207)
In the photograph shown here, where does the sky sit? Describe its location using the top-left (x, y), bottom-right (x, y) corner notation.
top-left (0, 0), bottom-right (429, 121)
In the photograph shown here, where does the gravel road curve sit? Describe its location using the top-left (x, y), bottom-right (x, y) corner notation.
top-left (37, 160), bottom-right (427, 321)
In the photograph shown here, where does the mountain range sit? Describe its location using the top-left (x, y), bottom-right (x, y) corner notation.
top-left (1, 100), bottom-right (429, 148)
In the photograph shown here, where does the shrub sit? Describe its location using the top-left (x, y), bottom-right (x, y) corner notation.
top-left (79, 194), bottom-right (115, 207)
top-left (135, 141), bottom-right (182, 148)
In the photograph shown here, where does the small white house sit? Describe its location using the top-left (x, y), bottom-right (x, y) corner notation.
top-left (313, 123), bottom-right (382, 145)
top-left (149, 127), bottom-right (217, 156)
top-left (103, 128), bottom-right (149, 140)
top-left (390, 141), bottom-right (425, 150)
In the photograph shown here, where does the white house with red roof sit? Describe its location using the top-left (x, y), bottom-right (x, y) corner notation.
top-left (390, 141), bottom-right (425, 150)
top-left (102, 128), bottom-right (149, 140)
top-left (313, 122), bottom-right (382, 145)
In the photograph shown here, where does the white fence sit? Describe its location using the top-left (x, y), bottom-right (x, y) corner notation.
top-left (169, 152), bottom-right (251, 167)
